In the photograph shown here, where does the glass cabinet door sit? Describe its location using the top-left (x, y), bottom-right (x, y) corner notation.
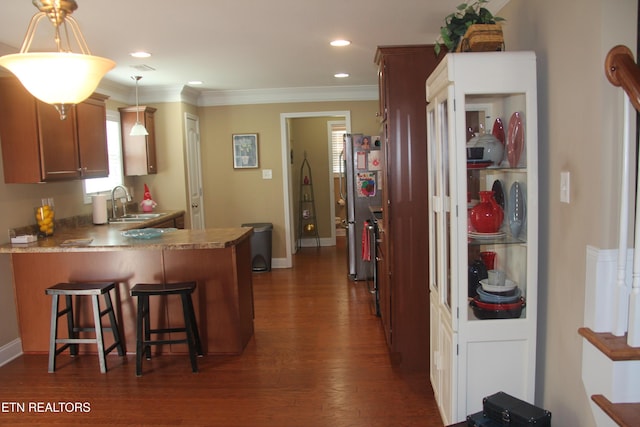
top-left (464, 95), bottom-right (529, 322)
top-left (427, 89), bottom-right (455, 322)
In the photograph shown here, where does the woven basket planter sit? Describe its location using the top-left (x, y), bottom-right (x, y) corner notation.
top-left (456, 24), bottom-right (504, 52)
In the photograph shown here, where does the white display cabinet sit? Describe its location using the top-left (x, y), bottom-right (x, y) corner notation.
top-left (426, 51), bottom-right (538, 425)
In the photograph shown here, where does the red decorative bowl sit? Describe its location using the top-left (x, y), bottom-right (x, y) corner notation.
top-left (470, 296), bottom-right (525, 320)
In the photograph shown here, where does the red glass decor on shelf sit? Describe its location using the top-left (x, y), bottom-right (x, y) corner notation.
top-left (469, 191), bottom-right (504, 233)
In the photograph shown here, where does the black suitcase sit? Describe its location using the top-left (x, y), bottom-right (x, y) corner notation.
top-left (482, 391), bottom-right (551, 426)
top-left (467, 411), bottom-right (503, 426)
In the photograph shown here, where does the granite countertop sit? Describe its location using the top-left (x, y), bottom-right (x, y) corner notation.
top-left (0, 211), bottom-right (253, 253)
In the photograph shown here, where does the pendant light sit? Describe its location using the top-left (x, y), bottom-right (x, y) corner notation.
top-left (130, 75), bottom-right (149, 136)
top-left (0, 0), bottom-right (115, 120)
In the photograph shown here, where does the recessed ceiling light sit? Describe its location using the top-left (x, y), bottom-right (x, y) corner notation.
top-left (188, 80), bottom-right (203, 85)
top-left (334, 73), bottom-right (350, 78)
top-left (130, 51), bottom-right (151, 58)
top-left (330, 39), bottom-right (351, 47)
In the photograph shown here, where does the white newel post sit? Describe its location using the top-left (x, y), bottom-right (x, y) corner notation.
top-left (628, 92), bottom-right (640, 345)
top-left (613, 95), bottom-right (632, 337)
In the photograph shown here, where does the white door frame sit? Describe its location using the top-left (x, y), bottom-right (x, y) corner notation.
top-left (184, 113), bottom-right (205, 229)
top-left (325, 119), bottom-right (347, 246)
top-left (279, 111), bottom-right (351, 267)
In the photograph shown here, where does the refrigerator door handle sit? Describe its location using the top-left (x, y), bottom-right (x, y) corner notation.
top-left (339, 150), bottom-right (346, 201)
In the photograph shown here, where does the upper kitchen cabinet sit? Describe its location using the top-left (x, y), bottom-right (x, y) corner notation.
top-left (119, 106), bottom-right (157, 175)
top-left (374, 45), bottom-right (443, 371)
top-left (426, 51), bottom-right (538, 424)
top-left (0, 77), bottom-right (109, 183)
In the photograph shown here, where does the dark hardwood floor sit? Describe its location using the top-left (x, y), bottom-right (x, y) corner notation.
top-left (0, 237), bottom-right (443, 426)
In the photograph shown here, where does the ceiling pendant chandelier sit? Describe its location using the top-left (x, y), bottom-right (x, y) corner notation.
top-left (0, 0), bottom-right (115, 119)
top-left (130, 75), bottom-right (148, 136)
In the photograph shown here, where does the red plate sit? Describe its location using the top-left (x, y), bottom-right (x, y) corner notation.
top-left (467, 160), bottom-right (493, 169)
top-left (473, 296), bottom-right (525, 311)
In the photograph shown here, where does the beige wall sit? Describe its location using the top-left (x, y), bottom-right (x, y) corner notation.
top-left (197, 100), bottom-right (378, 258)
top-left (500, 1), bottom-right (637, 426)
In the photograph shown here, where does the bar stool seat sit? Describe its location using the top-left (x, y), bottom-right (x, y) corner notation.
top-left (130, 282), bottom-right (203, 376)
top-left (45, 282), bottom-right (125, 374)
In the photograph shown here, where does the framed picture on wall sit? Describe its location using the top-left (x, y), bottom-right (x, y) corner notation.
top-left (232, 133), bottom-right (259, 169)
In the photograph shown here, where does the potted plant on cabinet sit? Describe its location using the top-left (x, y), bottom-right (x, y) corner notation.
top-left (434, 0), bottom-right (505, 55)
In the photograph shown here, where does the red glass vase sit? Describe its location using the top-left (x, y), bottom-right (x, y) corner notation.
top-left (469, 191), bottom-right (504, 233)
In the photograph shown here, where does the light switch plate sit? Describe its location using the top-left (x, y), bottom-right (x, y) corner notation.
top-left (560, 171), bottom-right (570, 203)
top-left (262, 169), bottom-right (272, 179)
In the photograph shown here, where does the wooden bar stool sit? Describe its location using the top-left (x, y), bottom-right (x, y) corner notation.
top-left (45, 282), bottom-right (125, 374)
top-left (130, 282), bottom-right (203, 376)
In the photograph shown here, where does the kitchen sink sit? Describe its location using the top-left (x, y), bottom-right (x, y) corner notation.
top-left (108, 213), bottom-right (164, 224)
top-left (108, 217), bottom-right (146, 223)
top-left (121, 213), bottom-right (163, 219)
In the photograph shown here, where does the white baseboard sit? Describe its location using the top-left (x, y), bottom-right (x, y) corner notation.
top-left (271, 257), bottom-right (288, 269)
top-left (0, 338), bottom-right (22, 367)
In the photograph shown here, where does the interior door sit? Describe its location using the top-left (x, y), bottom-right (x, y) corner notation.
top-left (185, 113), bottom-right (205, 229)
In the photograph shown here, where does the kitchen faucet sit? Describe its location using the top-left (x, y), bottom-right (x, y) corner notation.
top-left (111, 185), bottom-right (132, 219)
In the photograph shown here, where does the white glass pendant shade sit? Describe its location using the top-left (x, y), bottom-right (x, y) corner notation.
top-left (0, 52), bottom-right (115, 105)
top-left (130, 122), bottom-right (149, 136)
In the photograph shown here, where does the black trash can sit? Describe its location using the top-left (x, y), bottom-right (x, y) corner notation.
top-left (242, 222), bottom-right (273, 272)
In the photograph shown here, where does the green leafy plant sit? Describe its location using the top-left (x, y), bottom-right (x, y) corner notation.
top-left (434, 0), bottom-right (505, 55)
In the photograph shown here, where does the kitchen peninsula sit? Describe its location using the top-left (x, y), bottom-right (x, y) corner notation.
top-left (0, 215), bottom-right (254, 357)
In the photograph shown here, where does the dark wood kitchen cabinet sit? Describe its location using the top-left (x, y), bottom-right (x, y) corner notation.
top-left (374, 45), bottom-right (443, 372)
top-left (0, 77), bottom-right (109, 183)
top-left (119, 106), bottom-right (157, 175)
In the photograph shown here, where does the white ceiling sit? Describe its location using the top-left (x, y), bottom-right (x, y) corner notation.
top-left (0, 0), bottom-right (508, 102)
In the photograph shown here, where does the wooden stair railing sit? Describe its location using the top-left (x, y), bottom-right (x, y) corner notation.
top-left (606, 45), bottom-right (640, 112)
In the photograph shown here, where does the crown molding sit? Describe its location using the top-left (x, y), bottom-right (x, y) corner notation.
top-left (198, 85), bottom-right (378, 106)
top-left (97, 79), bottom-right (378, 107)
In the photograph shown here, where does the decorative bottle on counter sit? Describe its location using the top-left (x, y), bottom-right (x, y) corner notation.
top-left (469, 191), bottom-right (504, 233)
top-left (35, 198), bottom-right (55, 237)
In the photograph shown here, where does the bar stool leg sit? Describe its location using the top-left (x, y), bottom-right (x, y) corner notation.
top-left (181, 293), bottom-right (198, 373)
top-left (142, 295), bottom-right (152, 360)
top-left (48, 295), bottom-right (59, 373)
top-left (135, 294), bottom-right (146, 377)
top-left (91, 295), bottom-right (107, 374)
top-left (104, 291), bottom-right (125, 356)
top-left (64, 295), bottom-right (78, 356)
top-left (185, 293), bottom-right (203, 356)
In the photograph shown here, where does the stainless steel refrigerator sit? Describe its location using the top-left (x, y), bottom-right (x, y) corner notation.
top-left (341, 133), bottom-right (383, 280)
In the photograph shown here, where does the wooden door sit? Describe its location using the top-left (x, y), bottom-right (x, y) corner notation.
top-left (185, 113), bottom-right (205, 229)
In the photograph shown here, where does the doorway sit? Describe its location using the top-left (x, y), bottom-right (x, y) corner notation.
top-left (279, 111), bottom-right (352, 267)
